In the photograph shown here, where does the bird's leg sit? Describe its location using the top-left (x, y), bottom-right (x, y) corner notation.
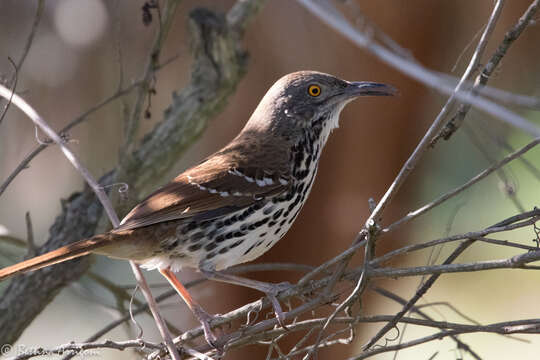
top-left (159, 268), bottom-right (221, 350)
top-left (200, 268), bottom-right (290, 329)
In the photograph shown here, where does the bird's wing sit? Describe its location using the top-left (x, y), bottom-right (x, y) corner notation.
top-left (116, 139), bottom-right (291, 231)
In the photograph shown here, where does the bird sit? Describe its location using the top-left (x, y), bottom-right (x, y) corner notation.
top-left (0, 71), bottom-right (395, 347)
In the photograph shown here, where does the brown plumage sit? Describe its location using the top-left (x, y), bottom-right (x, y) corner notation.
top-left (118, 130), bottom-right (291, 231)
top-left (0, 71), bottom-right (395, 348)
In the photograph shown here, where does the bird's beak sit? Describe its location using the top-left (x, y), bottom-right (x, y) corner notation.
top-left (347, 81), bottom-right (397, 97)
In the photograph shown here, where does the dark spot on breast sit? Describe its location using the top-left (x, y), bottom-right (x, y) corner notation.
top-left (239, 207), bottom-right (254, 221)
top-left (204, 242), bottom-right (217, 251)
top-left (313, 123), bottom-right (323, 138)
top-left (164, 240), bottom-right (179, 251)
top-left (272, 209), bottom-right (284, 220)
top-left (294, 169), bottom-right (309, 179)
top-left (243, 243), bottom-right (256, 256)
top-left (259, 232), bottom-right (267, 237)
top-left (218, 247), bottom-right (229, 254)
top-left (256, 217), bottom-right (270, 227)
top-left (253, 201), bottom-right (265, 210)
top-left (294, 151), bottom-right (304, 168)
top-left (263, 205), bottom-right (275, 215)
top-left (188, 243), bottom-right (202, 252)
top-left (274, 227), bottom-right (282, 235)
top-left (190, 232), bottom-right (204, 243)
top-left (248, 216), bottom-right (270, 230)
top-left (287, 194), bottom-right (302, 212)
top-left (206, 252), bottom-right (216, 260)
top-left (230, 240), bottom-right (244, 248)
top-left (305, 155), bottom-right (312, 169)
top-left (307, 171), bottom-right (316, 190)
top-left (181, 221), bottom-right (197, 234)
top-left (288, 207), bottom-right (302, 224)
top-left (286, 187), bottom-right (296, 200)
top-left (200, 220), bottom-right (212, 229)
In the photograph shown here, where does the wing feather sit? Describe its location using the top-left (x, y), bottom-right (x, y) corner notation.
top-left (116, 133), bottom-right (291, 231)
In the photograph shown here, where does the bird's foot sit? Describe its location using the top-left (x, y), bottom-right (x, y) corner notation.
top-left (261, 281), bottom-right (292, 329)
top-left (192, 304), bottom-right (222, 352)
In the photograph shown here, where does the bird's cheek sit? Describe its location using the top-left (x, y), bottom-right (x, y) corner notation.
top-left (288, 106), bottom-right (315, 122)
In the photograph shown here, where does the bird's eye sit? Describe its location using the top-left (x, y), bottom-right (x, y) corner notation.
top-left (307, 84), bottom-right (321, 97)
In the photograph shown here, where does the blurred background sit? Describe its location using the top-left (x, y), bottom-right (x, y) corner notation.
top-left (0, 0), bottom-right (539, 359)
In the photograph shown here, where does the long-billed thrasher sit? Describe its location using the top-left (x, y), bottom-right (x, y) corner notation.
top-left (0, 71), bottom-right (395, 347)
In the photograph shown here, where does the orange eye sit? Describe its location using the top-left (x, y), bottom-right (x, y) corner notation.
top-left (308, 84), bottom-right (321, 97)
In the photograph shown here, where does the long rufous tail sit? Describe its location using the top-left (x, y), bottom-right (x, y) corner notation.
top-left (0, 234), bottom-right (111, 281)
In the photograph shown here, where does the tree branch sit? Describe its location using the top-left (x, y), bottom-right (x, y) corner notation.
top-left (440, 0), bottom-right (540, 140)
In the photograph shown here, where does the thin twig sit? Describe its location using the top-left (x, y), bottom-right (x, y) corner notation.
top-left (0, 83), bottom-right (180, 359)
top-left (364, 208), bottom-right (540, 349)
top-left (373, 208), bottom-right (540, 266)
top-left (0, 0), bottom-right (44, 126)
top-left (496, 136), bottom-right (540, 181)
top-left (0, 80), bottom-right (142, 199)
top-left (464, 124), bottom-right (525, 212)
top-left (307, 232), bottom-right (371, 357)
top-left (384, 138), bottom-right (539, 233)
top-left (0, 88), bottom-right (119, 224)
top-left (351, 319), bottom-right (540, 360)
top-left (80, 263), bottom-right (307, 345)
top-left (86, 271), bottom-right (181, 335)
top-left (9, 339), bottom-right (163, 360)
top-left (372, 286), bottom-right (482, 360)
top-left (24, 212), bottom-right (36, 258)
top-left (441, 0), bottom-right (540, 139)
top-left (368, 247), bottom-right (540, 278)
top-left (0, 58), bottom-right (18, 125)
top-left (12, 0), bottom-right (44, 76)
top-left (430, 0), bottom-right (505, 145)
top-left (120, 0), bottom-right (180, 155)
top-left (297, 0), bottom-right (540, 137)
top-left (367, 0), bottom-right (505, 229)
top-left (363, 239), bottom-right (476, 350)
top-left (434, 71), bottom-right (540, 109)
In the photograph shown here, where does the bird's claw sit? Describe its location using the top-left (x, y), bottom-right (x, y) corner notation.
top-left (263, 281), bottom-right (292, 330)
top-left (193, 305), bottom-right (223, 352)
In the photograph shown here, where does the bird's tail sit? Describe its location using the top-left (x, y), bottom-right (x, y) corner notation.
top-left (0, 234), bottom-right (111, 281)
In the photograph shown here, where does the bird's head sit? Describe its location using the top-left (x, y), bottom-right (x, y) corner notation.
top-left (245, 71), bottom-right (396, 144)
